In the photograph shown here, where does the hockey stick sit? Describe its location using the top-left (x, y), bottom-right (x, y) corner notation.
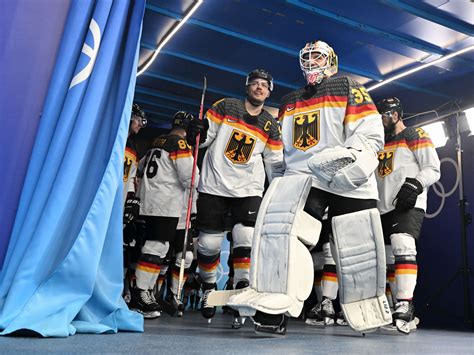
top-left (177, 76), bottom-right (207, 300)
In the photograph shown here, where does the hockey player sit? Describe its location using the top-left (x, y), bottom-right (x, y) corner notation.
top-left (123, 104), bottom-right (147, 224)
top-left (195, 69), bottom-right (283, 321)
top-left (224, 40), bottom-right (390, 335)
top-left (375, 97), bottom-right (440, 334)
top-left (123, 104), bottom-right (147, 302)
top-left (128, 111), bottom-right (195, 319)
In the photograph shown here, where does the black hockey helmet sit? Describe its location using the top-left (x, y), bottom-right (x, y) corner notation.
top-left (376, 97), bottom-right (403, 118)
top-left (172, 111), bottom-right (194, 129)
top-left (245, 69), bottom-right (274, 91)
top-left (131, 103), bottom-right (147, 126)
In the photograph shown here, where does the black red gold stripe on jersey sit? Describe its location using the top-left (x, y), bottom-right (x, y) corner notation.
top-left (125, 146), bottom-right (137, 160)
top-left (279, 95), bottom-right (347, 121)
top-left (169, 149), bottom-right (193, 160)
top-left (207, 108), bottom-right (282, 150)
top-left (384, 137), bottom-right (434, 151)
top-left (344, 103), bottom-right (378, 124)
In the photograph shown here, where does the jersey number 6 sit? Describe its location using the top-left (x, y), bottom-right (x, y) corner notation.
top-left (146, 150), bottom-right (162, 179)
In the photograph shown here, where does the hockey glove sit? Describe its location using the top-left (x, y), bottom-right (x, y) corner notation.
top-left (187, 213), bottom-right (199, 239)
top-left (123, 194), bottom-right (140, 225)
top-left (394, 177), bottom-right (423, 211)
top-left (187, 117), bottom-right (209, 146)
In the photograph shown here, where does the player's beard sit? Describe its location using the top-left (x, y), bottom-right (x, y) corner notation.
top-left (246, 93), bottom-right (265, 106)
top-left (384, 121), bottom-right (396, 138)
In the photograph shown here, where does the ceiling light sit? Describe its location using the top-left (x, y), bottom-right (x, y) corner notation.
top-left (137, 1), bottom-right (203, 76)
top-left (421, 121), bottom-right (449, 148)
top-left (367, 45), bottom-right (474, 92)
top-left (463, 107), bottom-right (474, 136)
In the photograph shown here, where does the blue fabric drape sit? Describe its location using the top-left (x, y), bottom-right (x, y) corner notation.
top-left (0, 0), bottom-right (145, 337)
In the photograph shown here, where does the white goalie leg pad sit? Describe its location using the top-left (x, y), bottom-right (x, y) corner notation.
top-left (331, 208), bottom-right (392, 331)
top-left (227, 175), bottom-right (321, 317)
top-left (308, 134), bottom-right (378, 193)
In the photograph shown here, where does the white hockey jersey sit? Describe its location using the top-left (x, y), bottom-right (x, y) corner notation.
top-left (199, 98), bottom-right (283, 197)
top-left (138, 134), bottom-right (194, 217)
top-left (278, 76), bottom-right (384, 199)
top-left (376, 126), bottom-right (441, 214)
top-left (123, 137), bottom-right (138, 204)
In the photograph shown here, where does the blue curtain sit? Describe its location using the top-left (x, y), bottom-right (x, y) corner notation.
top-left (0, 0), bottom-right (145, 337)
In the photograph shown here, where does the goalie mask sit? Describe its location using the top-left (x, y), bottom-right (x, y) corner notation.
top-left (172, 111), bottom-right (194, 129)
top-left (299, 41), bottom-right (338, 85)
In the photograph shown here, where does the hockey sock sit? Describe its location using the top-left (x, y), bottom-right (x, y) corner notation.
top-left (322, 264), bottom-right (338, 300)
top-left (197, 251), bottom-right (220, 284)
top-left (314, 269), bottom-right (323, 302)
top-left (136, 253), bottom-right (162, 290)
top-left (155, 266), bottom-right (168, 294)
top-left (170, 266), bottom-right (189, 295)
top-left (395, 255), bottom-right (417, 300)
top-left (232, 247), bottom-right (251, 287)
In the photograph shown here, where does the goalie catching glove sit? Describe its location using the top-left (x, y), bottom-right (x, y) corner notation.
top-left (393, 177), bottom-right (423, 211)
top-left (307, 134), bottom-right (379, 192)
top-left (124, 193), bottom-right (140, 225)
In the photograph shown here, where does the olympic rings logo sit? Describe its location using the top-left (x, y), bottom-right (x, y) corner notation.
top-left (425, 157), bottom-right (459, 219)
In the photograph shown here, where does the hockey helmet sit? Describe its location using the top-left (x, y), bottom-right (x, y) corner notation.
top-left (172, 111), bottom-right (194, 129)
top-left (245, 69), bottom-right (274, 91)
top-left (299, 40), bottom-right (338, 85)
top-left (131, 103), bottom-right (147, 126)
top-left (376, 97), bottom-right (403, 118)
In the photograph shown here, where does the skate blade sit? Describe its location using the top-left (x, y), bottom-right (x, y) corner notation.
top-left (379, 320), bottom-right (416, 335)
top-left (395, 319), bottom-right (411, 334)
